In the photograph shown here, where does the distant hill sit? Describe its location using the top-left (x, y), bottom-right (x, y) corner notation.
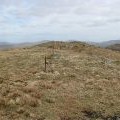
top-left (0, 42), bottom-right (14, 49)
top-left (106, 44), bottom-right (120, 51)
top-left (93, 40), bottom-right (120, 51)
top-left (88, 40), bottom-right (120, 48)
top-left (0, 41), bottom-right (49, 50)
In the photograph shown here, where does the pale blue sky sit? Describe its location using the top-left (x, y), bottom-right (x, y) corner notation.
top-left (0, 0), bottom-right (120, 43)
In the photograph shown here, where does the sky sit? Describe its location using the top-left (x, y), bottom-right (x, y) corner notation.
top-left (0, 0), bottom-right (120, 43)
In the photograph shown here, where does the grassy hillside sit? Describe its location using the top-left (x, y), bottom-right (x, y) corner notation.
top-left (0, 42), bottom-right (120, 120)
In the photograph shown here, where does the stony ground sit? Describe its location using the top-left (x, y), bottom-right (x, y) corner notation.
top-left (0, 42), bottom-right (120, 120)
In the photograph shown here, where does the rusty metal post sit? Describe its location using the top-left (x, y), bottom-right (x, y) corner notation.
top-left (45, 56), bottom-right (47, 72)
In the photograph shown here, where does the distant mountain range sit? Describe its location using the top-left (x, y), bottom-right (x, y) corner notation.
top-left (0, 41), bottom-right (49, 50)
top-left (0, 42), bottom-right (14, 49)
top-left (96, 40), bottom-right (120, 48)
top-left (87, 40), bottom-right (120, 47)
top-left (0, 40), bottom-right (120, 51)
top-left (87, 40), bottom-right (120, 51)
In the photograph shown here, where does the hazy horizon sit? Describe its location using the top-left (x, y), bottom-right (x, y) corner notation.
top-left (1, 0), bottom-right (120, 43)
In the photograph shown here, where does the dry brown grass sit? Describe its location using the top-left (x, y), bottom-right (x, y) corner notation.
top-left (0, 41), bottom-right (120, 120)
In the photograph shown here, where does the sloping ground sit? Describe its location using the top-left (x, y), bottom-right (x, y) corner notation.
top-left (107, 44), bottom-right (120, 51)
top-left (0, 42), bottom-right (120, 120)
